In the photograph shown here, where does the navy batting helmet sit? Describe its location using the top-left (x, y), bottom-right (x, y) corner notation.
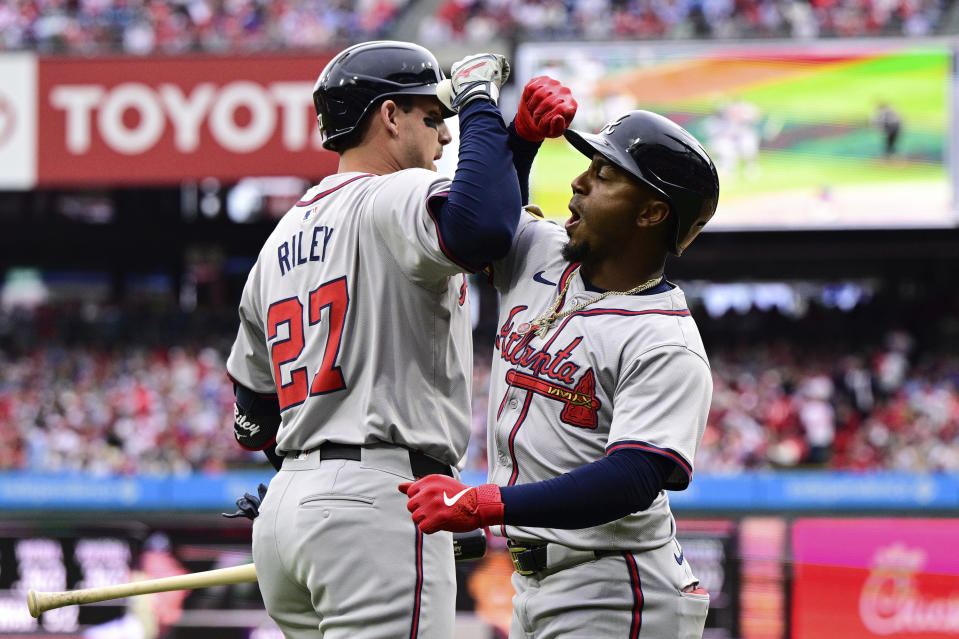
top-left (313, 41), bottom-right (455, 151)
top-left (564, 110), bottom-right (719, 255)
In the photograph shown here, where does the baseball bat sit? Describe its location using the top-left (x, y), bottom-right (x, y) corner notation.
top-left (27, 563), bottom-right (257, 618)
top-left (27, 530), bottom-right (486, 618)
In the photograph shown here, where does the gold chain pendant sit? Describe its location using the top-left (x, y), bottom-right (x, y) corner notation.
top-left (525, 266), bottom-right (663, 339)
top-left (533, 321), bottom-right (552, 338)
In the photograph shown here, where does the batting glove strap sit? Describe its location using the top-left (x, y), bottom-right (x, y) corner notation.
top-left (514, 76), bottom-right (578, 142)
top-left (437, 53), bottom-right (511, 113)
top-left (475, 483), bottom-right (505, 527)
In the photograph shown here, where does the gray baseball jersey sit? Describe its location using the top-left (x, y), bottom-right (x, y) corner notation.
top-left (488, 211), bottom-right (713, 638)
top-left (228, 169), bottom-right (474, 638)
top-left (488, 211), bottom-right (712, 549)
top-left (227, 169), bottom-right (472, 466)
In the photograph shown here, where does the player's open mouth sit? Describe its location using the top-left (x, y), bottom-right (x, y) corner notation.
top-left (565, 204), bottom-right (581, 232)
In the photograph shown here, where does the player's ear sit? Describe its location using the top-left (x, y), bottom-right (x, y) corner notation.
top-left (380, 100), bottom-right (402, 137)
top-left (635, 199), bottom-right (670, 228)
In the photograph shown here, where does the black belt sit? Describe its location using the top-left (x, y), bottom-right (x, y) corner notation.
top-left (507, 539), bottom-right (617, 576)
top-left (315, 443), bottom-right (453, 479)
top-left (507, 541), bottom-right (550, 575)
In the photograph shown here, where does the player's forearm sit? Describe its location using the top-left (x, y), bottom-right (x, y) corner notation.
top-left (438, 100), bottom-right (522, 266)
top-left (507, 121), bottom-right (542, 206)
top-left (263, 442), bottom-right (283, 472)
top-left (499, 449), bottom-right (672, 529)
top-left (400, 449), bottom-right (671, 534)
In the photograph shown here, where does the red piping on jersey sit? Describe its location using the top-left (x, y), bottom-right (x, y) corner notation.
top-left (424, 191), bottom-right (480, 273)
top-left (624, 552), bottom-right (644, 638)
top-left (409, 529), bottom-right (424, 639)
top-left (500, 392), bottom-right (534, 538)
top-left (554, 262), bottom-right (580, 309)
top-left (607, 442), bottom-right (692, 480)
top-left (574, 308), bottom-right (691, 319)
top-left (538, 308), bottom-right (691, 354)
top-left (295, 174), bottom-right (374, 206)
top-left (506, 393), bottom-right (534, 487)
top-left (496, 389), bottom-right (509, 420)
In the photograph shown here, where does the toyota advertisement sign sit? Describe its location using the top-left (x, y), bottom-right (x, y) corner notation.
top-left (0, 52), bottom-right (339, 188)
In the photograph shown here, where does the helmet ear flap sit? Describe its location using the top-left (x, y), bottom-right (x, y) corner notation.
top-left (323, 96), bottom-right (350, 119)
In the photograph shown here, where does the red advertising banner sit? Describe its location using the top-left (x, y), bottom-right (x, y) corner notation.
top-left (792, 518), bottom-right (959, 638)
top-left (36, 54), bottom-right (339, 186)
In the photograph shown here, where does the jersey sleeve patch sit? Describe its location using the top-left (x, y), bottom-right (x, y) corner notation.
top-left (606, 440), bottom-right (692, 490)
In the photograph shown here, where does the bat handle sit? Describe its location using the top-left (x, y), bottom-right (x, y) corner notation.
top-left (28, 587), bottom-right (86, 618)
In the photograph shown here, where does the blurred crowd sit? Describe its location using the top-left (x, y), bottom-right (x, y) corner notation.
top-left (0, 303), bottom-right (245, 474)
top-left (700, 334), bottom-right (959, 473)
top-left (2, 302), bottom-right (955, 476)
top-left (0, 0), bottom-right (951, 56)
top-left (0, 0), bottom-right (409, 54)
top-left (0, 343), bottom-right (239, 474)
top-left (424, 0), bottom-right (949, 41)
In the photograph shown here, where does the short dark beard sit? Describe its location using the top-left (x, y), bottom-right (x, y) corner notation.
top-left (561, 240), bottom-right (590, 263)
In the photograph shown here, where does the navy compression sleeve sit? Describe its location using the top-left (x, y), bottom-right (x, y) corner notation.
top-left (507, 121), bottom-right (542, 206)
top-left (433, 101), bottom-right (522, 268)
top-left (499, 448), bottom-right (674, 529)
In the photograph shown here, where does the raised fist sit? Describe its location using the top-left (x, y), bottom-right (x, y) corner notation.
top-left (436, 53), bottom-right (511, 113)
top-left (514, 76), bottom-right (578, 142)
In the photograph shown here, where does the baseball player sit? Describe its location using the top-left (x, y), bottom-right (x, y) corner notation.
top-left (223, 41), bottom-right (524, 638)
top-left (402, 102), bottom-right (720, 638)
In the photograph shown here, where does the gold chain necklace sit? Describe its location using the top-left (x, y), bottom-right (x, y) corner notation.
top-left (519, 267), bottom-right (663, 338)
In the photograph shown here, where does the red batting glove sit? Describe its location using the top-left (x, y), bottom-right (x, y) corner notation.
top-left (513, 76), bottom-right (578, 142)
top-left (399, 475), bottom-right (504, 534)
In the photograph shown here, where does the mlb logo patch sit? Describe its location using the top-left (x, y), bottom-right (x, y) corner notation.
top-left (303, 206), bottom-right (318, 221)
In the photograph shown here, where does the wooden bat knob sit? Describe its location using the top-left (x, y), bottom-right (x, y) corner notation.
top-left (27, 589), bottom-right (40, 618)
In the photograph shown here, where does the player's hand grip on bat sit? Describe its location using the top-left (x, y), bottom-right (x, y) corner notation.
top-left (399, 475), bottom-right (504, 534)
top-left (514, 76), bottom-right (578, 142)
top-left (222, 482), bottom-right (268, 521)
top-left (436, 53), bottom-right (511, 113)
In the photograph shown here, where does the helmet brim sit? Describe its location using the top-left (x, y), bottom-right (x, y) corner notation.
top-left (563, 128), bottom-right (670, 202)
top-left (388, 85), bottom-right (456, 119)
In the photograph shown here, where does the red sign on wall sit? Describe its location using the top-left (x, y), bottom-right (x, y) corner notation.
top-left (792, 518), bottom-right (959, 638)
top-left (36, 54), bottom-right (339, 186)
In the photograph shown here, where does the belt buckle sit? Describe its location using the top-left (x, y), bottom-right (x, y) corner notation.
top-left (508, 544), bottom-right (536, 576)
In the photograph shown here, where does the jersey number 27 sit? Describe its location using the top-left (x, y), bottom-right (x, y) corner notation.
top-left (267, 277), bottom-right (349, 410)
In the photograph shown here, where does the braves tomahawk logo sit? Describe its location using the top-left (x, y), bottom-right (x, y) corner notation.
top-left (506, 368), bottom-right (600, 429)
top-left (600, 114), bottom-right (629, 136)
